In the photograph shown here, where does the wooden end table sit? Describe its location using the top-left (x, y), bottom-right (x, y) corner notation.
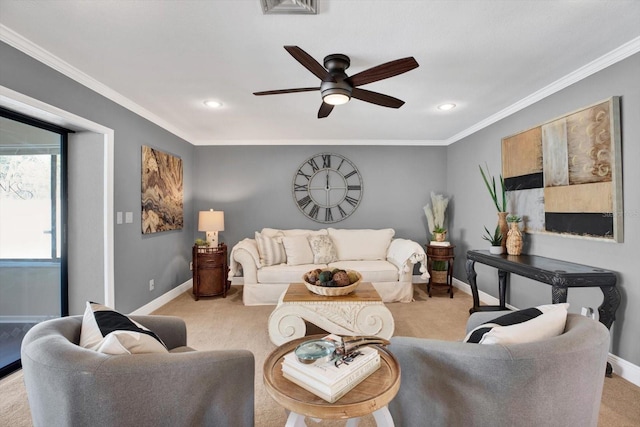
top-left (268, 283), bottom-right (395, 346)
top-left (263, 335), bottom-right (401, 426)
top-left (192, 244), bottom-right (230, 300)
top-left (425, 244), bottom-right (455, 298)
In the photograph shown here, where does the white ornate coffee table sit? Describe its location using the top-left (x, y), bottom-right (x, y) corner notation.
top-left (268, 282), bottom-right (395, 346)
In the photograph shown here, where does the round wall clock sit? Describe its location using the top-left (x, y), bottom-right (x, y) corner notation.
top-left (292, 153), bottom-right (363, 223)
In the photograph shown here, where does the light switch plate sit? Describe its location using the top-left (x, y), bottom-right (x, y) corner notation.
top-left (116, 212), bottom-right (123, 224)
top-left (125, 212), bottom-right (133, 223)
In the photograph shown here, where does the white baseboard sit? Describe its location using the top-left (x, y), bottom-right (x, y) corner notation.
top-left (608, 353), bottom-right (640, 387)
top-left (449, 277), bottom-right (640, 388)
top-left (129, 278), bottom-right (243, 315)
top-left (129, 279), bottom-right (193, 315)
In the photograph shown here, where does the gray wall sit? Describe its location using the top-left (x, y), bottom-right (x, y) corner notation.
top-left (193, 145), bottom-right (447, 249)
top-left (447, 52), bottom-right (640, 366)
top-left (67, 131), bottom-right (105, 314)
top-left (1, 41), bottom-right (195, 314)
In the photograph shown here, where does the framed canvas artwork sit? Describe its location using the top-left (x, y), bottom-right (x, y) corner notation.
top-left (141, 145), bottom-right (183, 234)
top-left (502, 97), bottom-right (623, 242)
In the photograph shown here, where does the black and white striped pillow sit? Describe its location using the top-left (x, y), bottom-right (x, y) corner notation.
top-left (464, 303), bottom-right (569, 345)
top-left (80, 302), bottom-right (168, 354)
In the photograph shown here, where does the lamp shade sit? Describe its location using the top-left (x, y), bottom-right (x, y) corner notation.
top-left (198, 210), bottom-right (224, 232)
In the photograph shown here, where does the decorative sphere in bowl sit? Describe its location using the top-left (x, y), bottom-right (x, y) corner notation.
top-left (302, 268), bottom-right (362, 296)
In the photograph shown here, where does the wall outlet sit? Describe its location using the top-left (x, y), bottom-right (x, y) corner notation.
top-left (149, 279), bottom-right (155, 291)
top-left (581, 306), bottom-right (594, 319)
top-left (189, 262), bottom-right (193, 271)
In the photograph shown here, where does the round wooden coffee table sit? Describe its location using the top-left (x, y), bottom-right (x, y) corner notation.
top-left (263, 335), bottom-right (401, 426)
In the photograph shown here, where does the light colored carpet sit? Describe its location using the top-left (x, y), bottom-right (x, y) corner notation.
top-left (1, 284), bottom-right (639, 426)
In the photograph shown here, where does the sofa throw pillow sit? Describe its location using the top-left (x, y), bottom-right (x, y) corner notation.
top-left (282, 235), bottom-right (314, 266)
top-left (255, 231), bottom-right (287, 266)
top-left (464, 303), bottom-right (569, 345)
top-left (307, 234), bottom-right (338, 264)
top-left (328, 228), bottom-right (395, 261)
top-left (80, 302), bottom-right (168, 355)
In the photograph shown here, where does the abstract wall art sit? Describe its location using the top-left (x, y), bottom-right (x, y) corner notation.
top-left (502, 97), bottom-right (623, 242)
top-left (141, 145), bottom-right (183, 234)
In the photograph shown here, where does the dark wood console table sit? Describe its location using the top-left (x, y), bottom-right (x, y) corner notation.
top-left (465, 250), bottom-right (620, 331)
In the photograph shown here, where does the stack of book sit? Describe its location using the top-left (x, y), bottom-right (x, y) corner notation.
top-left (281, 335), bottom-right (381, 403)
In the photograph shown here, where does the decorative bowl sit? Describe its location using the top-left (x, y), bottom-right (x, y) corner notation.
top-left (302, 269), bottom-right (362, 296)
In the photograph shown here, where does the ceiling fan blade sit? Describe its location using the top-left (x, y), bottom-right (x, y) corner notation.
top-left (253, 87), bottom-right (319, 96)
top-left (347, 57), bottom-right (419, 87)
top-left (318, 102), bottom-right (334, 118)
top-left (284, 46), bottom-right (335, 82)
top-left (351, 88), bottom-right (405, 108)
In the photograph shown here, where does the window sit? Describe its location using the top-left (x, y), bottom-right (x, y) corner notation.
top-left (0, 107), bottom-right (69, 378)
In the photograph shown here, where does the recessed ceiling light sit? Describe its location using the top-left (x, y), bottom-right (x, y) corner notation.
top-left (437, 103), bottom-right (456, 111)
top-left (204, 100), bottom-right (223, 108)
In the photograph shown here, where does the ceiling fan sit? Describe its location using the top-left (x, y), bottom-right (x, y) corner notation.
top-left (253, 46), bottom-right (419, 118)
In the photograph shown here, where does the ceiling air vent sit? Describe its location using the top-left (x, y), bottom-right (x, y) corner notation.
top-left (261, 0), bottom-right (317, 15)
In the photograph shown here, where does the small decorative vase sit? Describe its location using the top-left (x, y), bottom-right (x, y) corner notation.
top-left (433, 231), bottom-right (447, 242)
top-left (506, 222), bottom-right (523, 255)
top-left (489, 245), bottom-right (503, 255)
top-left (497, 212), bottom-right (508, 251)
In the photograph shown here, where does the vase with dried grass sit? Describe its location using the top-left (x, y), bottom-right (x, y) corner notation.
top-left (424, 192), bottom-right (450, 243)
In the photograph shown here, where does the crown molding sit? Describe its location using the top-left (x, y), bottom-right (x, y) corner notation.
top-left (190, 138), bottom-right (445, 146)
top-left (0, 24), bottom-right (194, 143)
top-left (445, 35), bottom-right (640, 146)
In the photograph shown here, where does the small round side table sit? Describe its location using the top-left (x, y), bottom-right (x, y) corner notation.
top-left (263, 335), bottom-right (401, 426)
top-left (425, 244), bottom-right (456, 298)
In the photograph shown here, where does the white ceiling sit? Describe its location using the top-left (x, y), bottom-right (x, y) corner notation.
top-left (1, 0), bottom-right (639, 146)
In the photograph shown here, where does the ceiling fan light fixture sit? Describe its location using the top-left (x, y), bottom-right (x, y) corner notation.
top-left (323, 93), bottom-right (351, 105)
top-left (321, 84), bottom-right (351, 105)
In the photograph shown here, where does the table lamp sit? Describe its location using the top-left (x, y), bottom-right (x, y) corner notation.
top-left (198, 209), bottom-right (225, 247)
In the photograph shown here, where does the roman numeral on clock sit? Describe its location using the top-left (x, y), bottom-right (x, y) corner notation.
top-left (325, 207), bottom-right (333, 222)
top-left (322, 154), bottom-right (331, 168)
top-left (297, 170), bottom-right (311, 180)
top-left (307, 158), bottom-right (320, 172)
top-left (297, 195), bottom-right (312, 209)
top-left (345, 195), bottom-right (359, 207)
top-left (309, 204), bottom-right (319, 219)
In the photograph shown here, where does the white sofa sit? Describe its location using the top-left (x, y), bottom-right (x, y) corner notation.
top-left (229, 228), bottom-right (428, 305)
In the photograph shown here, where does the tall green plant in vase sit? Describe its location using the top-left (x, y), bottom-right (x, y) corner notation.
top-left (479, 164), bottom-right (508, 250)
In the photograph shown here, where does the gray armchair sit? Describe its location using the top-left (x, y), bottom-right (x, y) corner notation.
top-left (388, 312), bottom-right (610, 427)
top-left (21, 315), bottom-right (254, 427)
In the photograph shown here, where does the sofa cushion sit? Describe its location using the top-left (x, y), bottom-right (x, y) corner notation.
top-left (257, 263), bottom-right (325, 284)
top-left (282, 235), bottom-right (314, 266)
top-left (255, 231), bottom-right (287, 266)
top-left (80, 302), bottom-right (168, 354)
top-left (463, 303), bottom-right (569, 345)
top-left (328, 260), bottom-right (399, 282)
top-left (328, 228), bottom-right (395, 261)
top-left (308, 234), bottom-right (339, 264)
